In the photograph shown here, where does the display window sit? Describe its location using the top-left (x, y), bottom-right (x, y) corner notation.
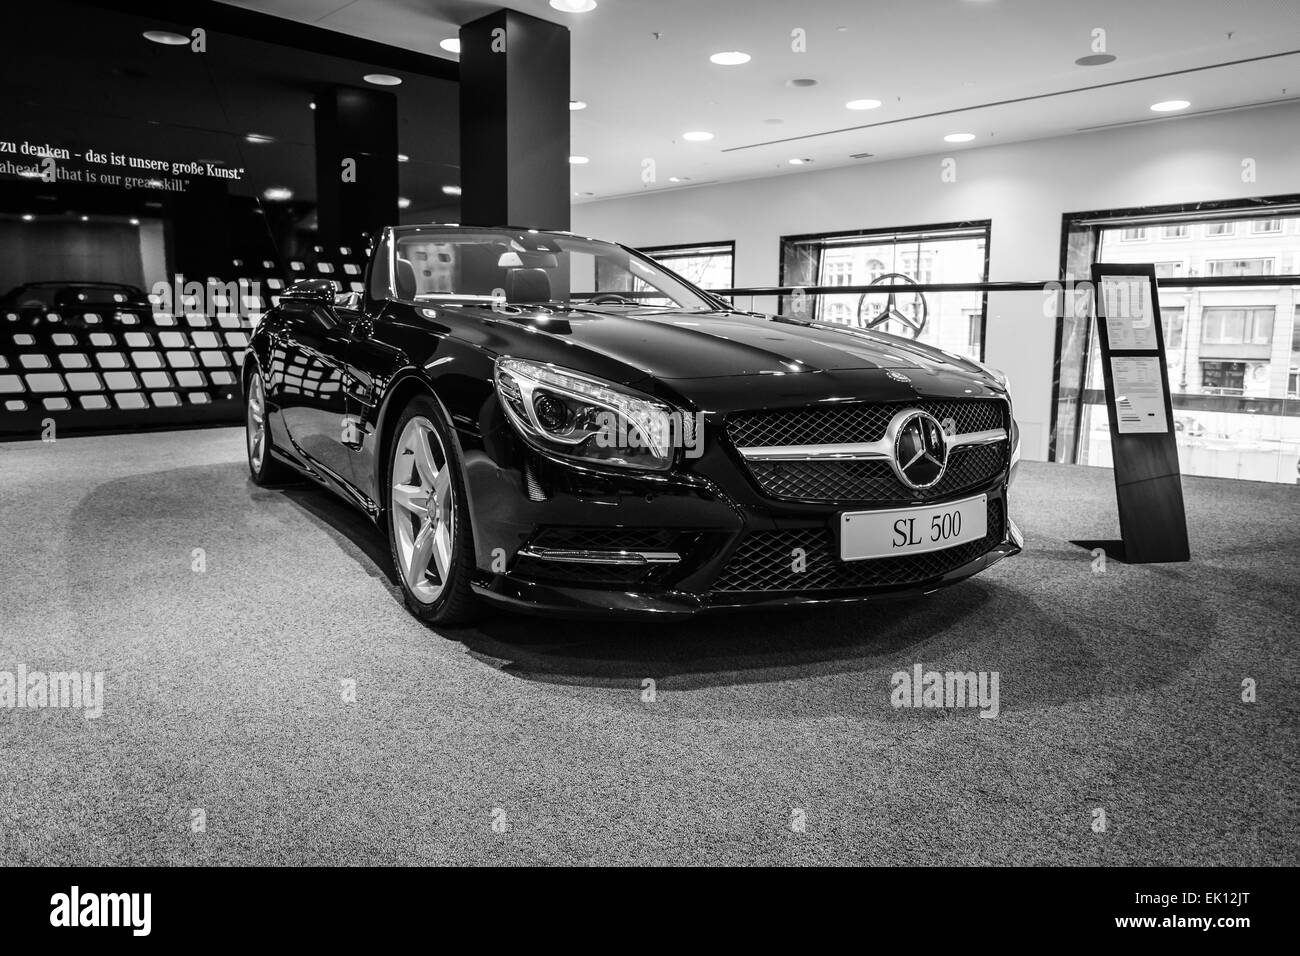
top-left (1054, 198), bottom-right (1300, 483)
top-left (779, 222), bottom-right (991, 363)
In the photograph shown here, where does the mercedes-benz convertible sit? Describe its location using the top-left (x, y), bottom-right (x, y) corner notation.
top-left (243, 225), bottom-right (1021, 623)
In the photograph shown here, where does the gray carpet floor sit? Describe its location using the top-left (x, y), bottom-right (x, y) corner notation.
top-left (0, 426), bottom-right (1296, 865)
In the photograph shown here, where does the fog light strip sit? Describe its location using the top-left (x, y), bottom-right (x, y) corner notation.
top-left (517, 547), bottom-right (681, 566)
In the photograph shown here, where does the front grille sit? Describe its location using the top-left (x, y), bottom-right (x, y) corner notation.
top-left (727, 399), bottom-right (1007, 450)
top-left (712, 499), bottom-right (1004, 593)
top-left (745, 440), bottom-right (1006, 503)
top-left (727, 399), bottom-right (1008, 503)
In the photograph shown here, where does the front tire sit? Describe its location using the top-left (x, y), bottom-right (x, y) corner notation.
top-left (245, 365), bottom-right (294, 484)
top-left (386, 394), bottom-right (480, 626)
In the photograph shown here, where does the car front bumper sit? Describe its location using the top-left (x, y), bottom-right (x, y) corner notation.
top-left (463, 432), bottom-right (1023, 620)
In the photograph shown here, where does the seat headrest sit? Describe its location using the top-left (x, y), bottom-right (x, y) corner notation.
top-left (505, 268), bottom-right (551, 304)
top-left (395, 257), bottom-right (417, 300)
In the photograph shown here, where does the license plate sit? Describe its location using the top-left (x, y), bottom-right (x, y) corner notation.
top-left (839, 495), bottom-right (987, 562)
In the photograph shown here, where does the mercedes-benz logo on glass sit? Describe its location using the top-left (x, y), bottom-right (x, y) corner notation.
top-left (889, 409), bottom-right (948, 490)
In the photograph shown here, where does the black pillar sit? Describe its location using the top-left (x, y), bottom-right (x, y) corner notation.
top-left (314, 85), bottom-right (399, 248)
top-left (459, 9), bottom-right (570, 230)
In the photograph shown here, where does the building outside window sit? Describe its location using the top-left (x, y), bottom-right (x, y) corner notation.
top-left (1253, 218), bottom-right (1283, 234)
top-left (1120, 227), bottom-right (1147, 242)
top-left (1205, 221), bottom-right (1236, 237)
top-left (1162, 306), bottom-right (1186, 350)
top-left (1201, 307), bottom-right (1275, 345)
top-left (1163, 224), bottom-right (1191, 239)
top-left (1200, 360), bottom-right (1246, 394)
top-left (1206, 258), bottom-right (1276, 277)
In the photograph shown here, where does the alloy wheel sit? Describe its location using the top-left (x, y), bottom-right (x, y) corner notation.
top-left (247, 373), bottom-right (266, 471)
top-left (390, 416), bottom-right (456, 604)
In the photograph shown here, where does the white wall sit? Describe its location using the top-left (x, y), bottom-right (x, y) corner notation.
top-left (571, 102), bottom-right (1300, 461)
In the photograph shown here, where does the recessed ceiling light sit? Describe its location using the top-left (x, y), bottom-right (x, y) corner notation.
top-left (846, 99), bottom-right (881, 110)
top-left (569, 100), bottom-right (587, 111)
top-left (80, 215), bottom-right (89, 222)
top-left (668, 176), bottom-right (692, 183)
top-left (397, 197), bottom-right (411, 209)
top-left (309, 101), bottom-right (316, 110)
top-left (441, 185), bottom-right (462, 196)
top-left (710, 51), bottom-right (751, 66)
top-left (245, 133), bottom-right (274, 144)
top-left (569, 155), bottom-right (590, 164)
top-left (788, 158), bottom-right (813, 165)
top-left (440, 38), bottom-right (460, 54)
top-left (786, 78), bottom-right (818, 88)
top-left (397, 153), bottom-right (409, 163)
top-left (682, 131), bottom-right (714, 142)
top-left (944, 132), bottom-right (976, 143)
top-left (575, 191), bottom-right (594, 196)
top-left (129, 218), bottom-right (140, 226)
top-left (364, 73), bottom-right (402, 86)
top-left (21, 214), bottom-right (33, 222)
top-left (1075, 53), bottom-right (1117, 67)
top-left (262, 187), bottom-right (293, 201)
top-left (142, 30), bottom-right (188, 46)
top-left (1151, 99), bottom-right (1190, 112)
top-left (550, 0), bottom-right (597, 12)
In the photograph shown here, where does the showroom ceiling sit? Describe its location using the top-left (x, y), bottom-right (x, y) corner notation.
top-left (222, 0), bottom-right (1300, 201)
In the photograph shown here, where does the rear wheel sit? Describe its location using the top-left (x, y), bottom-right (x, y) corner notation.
top-left (245, 367), bottom-right (294, 484)
top-left (386, 394), bottom-right (480, 626)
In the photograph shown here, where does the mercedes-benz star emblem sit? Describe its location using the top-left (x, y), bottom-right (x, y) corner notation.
top-left (888, 409), bottom-right (948, 491)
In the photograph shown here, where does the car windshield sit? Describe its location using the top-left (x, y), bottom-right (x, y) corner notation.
top-left (385, 227), bottom-right (716, 311)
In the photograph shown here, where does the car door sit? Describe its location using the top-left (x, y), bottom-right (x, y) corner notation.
top-left (275, 295), bottom-right (357, 486)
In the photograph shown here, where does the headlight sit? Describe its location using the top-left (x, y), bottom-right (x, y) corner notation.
top-left (1008, 418), bottom-right (1021, 487)
top-left (973, 359), bottom-right (1010, 394)
top-left (494, 357), bottom-right (685, 472)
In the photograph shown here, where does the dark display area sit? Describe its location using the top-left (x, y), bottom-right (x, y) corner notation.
top-left (0, 0), bottom-right (460, 437)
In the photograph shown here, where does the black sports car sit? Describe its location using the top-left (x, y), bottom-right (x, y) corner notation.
top-left (1, 281), bottom-right (151, 325)
top-left (244, 225), bottom-right (1022, 623)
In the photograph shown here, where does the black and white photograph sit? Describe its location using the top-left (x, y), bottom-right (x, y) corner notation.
top-left (0, 0), bottom-right (1295, 933)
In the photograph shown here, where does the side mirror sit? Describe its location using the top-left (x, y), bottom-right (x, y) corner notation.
top-left (283, 277), bottom-right (339, 303)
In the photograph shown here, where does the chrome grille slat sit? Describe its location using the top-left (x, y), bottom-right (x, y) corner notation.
top-left (728, 399), bottom-right (1006, 449)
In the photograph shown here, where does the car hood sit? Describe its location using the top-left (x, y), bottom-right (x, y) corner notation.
top-left (464, 305), bottom-right (988, 381)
